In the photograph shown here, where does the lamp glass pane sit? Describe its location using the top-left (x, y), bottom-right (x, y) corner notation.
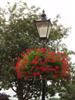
top-left (36, 21), bottom-right (49, 38)
top-left (47, 24), bottom-right (51, 38)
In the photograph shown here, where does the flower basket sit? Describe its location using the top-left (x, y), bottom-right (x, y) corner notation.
top-left (16, 48), bottom-right (70, 80)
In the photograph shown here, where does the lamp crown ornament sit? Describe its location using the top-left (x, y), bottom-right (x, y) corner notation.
top-left (41, 10), bottom-right (47, 20)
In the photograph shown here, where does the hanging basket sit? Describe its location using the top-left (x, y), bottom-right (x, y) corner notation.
top-left (15, 48), bottom-right (70, 80)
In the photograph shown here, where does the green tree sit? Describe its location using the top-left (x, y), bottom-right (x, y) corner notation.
top-left (60, 63), bottom-right (75, 100)
top-left (0, 1), bottom-right (72, 100)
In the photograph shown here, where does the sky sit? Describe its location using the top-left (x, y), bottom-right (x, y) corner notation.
top-left (0, 0), bottom-right (75, 99)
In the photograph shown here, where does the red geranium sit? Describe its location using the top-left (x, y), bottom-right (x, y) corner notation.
top-left (15, 48), bottom-right (70, 80)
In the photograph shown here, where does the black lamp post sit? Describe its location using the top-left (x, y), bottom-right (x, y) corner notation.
top-left (35, 10), bottom-right (52, 100)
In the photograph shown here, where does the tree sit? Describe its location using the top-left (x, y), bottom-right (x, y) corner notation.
top-left (0, 1), bottom-right (72, 100)
top-left (60, 63), bottom-right (75, 100)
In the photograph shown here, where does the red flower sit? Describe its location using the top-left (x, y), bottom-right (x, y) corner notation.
top-left (49, 67), bottom-right (56, 72)
top-left (41, 48), bottom-right (47, 53)
top-left (31, 56), bottom-right (39, 65)
top-left (32, 72), bottom-right (40, 76)
top-left (40, 67), bottom-right (47, 72)
top-left (40, 61), bottom-right (45, 65)
top-left (55, 66), bottom-right (59, 70)
top-left (53, 74), bottom-right (58, 79)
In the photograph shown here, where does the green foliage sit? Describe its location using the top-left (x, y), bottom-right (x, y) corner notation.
top-left (60, 83), bottom-right (75, 100)
top-left (59, 63), bottom-right (75, 100)
top-left (49, 98), bottom-right (59, 100)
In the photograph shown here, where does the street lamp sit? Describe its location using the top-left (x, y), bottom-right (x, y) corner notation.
top-left (35, 10), bottom-right (52, 100)
top-left (35, 10), bottom-right (51, 39)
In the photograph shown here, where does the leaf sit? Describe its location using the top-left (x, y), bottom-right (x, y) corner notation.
top-left (11, 3), bottom-right (17, 13)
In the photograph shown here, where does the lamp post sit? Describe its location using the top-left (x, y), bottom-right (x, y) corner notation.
top-left (35, 10), bottom-right (51, 100)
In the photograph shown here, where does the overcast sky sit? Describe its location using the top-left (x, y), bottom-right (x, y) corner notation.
top-left (0, 0), bottom-right (75, 61)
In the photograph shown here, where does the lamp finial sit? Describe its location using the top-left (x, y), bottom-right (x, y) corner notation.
top-left (41, 10), bottom-right (47, 20)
